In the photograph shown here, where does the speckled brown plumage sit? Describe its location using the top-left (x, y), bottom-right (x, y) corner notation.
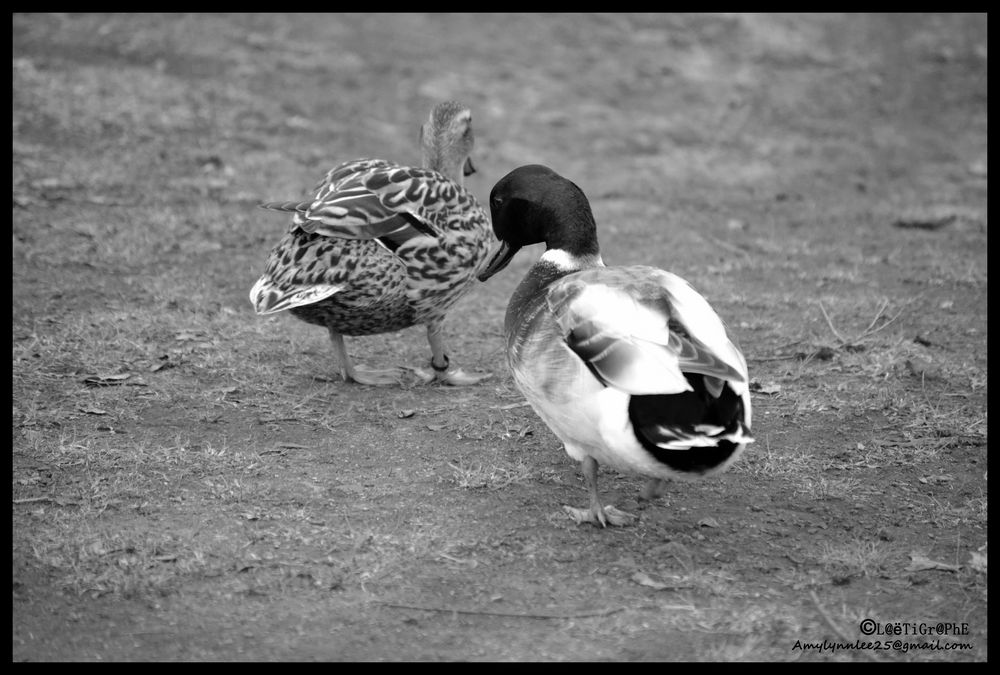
top-left (252, 159), bottom-right (492, 335)
top-left (249, 102), bottom-right (495, 385)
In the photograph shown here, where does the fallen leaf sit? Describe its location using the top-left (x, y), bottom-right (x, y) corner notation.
top-left (968, 551), bottom-right (987, 574)
top-left (631, 572), bottom-right (668, 590)
top-left (906, 552), bottom-right (961, 573)
top-left (83, 373), bottom-right (131, 387)
top-left (698, 517), bottom-right (720, 528)
top-left (174, 330), bottom-right (204, 341)
top-left (437, 552), bottom-right (477, 568)
top-left (78, 406), bottom-right (109, 415)
top-left (893, 207), bottom-right (958, 230)
top-left (32, 177), bottom-right (79, 190)
top-left (397, 409), bottom-right (416, 418)
top-left (630, 571), bottom-right (685, 591)
top-left (493, 401), bottom-right (531, 410)
top-left (426, 423), bottom-right (448, 432)
top-left (918, 474), bottom-right (954, 485)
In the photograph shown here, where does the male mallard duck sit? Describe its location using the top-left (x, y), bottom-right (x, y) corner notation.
top-left (478, 165), bottom-right (753, 526)
top-left (249, 101), bottom-right (494, 385)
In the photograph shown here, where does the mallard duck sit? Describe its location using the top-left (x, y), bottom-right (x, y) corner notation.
top-left (478, 165), bottom-right (753, 527)
top-left (249, 101), bottom-right (494, 386)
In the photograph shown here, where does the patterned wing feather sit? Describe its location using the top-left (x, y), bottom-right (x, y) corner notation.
top-left (258, 159), bottom-right (451, 242)
top-left (546, 267), bottom-right (746, 395)
top-left (250, 156), bottom-right (491, 327)
top-left (249, 274), bottom-right (343, 315)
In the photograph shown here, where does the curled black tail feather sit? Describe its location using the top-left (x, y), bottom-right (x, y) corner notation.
top-left (628, 373), bottom-right (746, 475)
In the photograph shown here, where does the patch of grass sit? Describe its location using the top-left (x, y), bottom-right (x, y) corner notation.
top-left (702, 635), bottom-right (767, 661)
top-left (946, 494), bottom-right (988, 526)
top-left (585, 598), bottom-right (805, 661)
top-left (795, 475), bottom-right (864, 501)
top-left (817, 538), bottom-right (895, 578)
top-left (733, 436), bottom-right (812, 479)
top-left (915, 494), bottom-right (988, 530)
top-left (447, 455), bottom-right (533, 490)
top-left (13, 429), bottom-right (300, 600)
top-left (453, 411), bottom-right (537, 443)
top-left (31, 525), bottom-right (220, 599)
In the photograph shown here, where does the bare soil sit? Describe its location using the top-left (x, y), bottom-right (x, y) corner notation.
top-left (13, 13), bottom-right (987, 661)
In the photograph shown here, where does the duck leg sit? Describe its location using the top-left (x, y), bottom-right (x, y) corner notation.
top-left (563, 456), bottom-right (636, 527)
top-left (328, 329), bottom-right (407, 386)
top-left (411, 322), bottom-right (492, 386)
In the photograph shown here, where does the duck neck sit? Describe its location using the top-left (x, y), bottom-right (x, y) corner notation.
top-left (539, 248), bottom-right (605, 271)
top-left (423, 149), bottom-right (465, 187)
top-left (538, 193), bottom-right (601, 263)
top-left (503, 248), bottom-right (603, 335)
top-left (504, 258), bottom-right (572, 338)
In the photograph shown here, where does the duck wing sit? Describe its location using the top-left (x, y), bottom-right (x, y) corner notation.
top-left (546, 266), bottom-right (747, 396)
top-left (259, 158), bottom-right (475, 246)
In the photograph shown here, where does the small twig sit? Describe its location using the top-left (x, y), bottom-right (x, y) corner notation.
top-left (747, 353), bottom-right (800, 362)
top-left (819, 299), bottom-right (909, 347)
top-left (809, 590), bottom-right (883, 662)
top-left (918, 372), bottom-right (940, 418)
top-left (852, 304), bottom-right (906, 342)
top-left (436, 552), bottom-right (477, 567)
top-left (373, 600), bottom-right (625, 620)
top-left (67, 197), bottom-right (139, 207)
top-left (860, 299), bottom-right (890, 334)
top-left (877, 437), bottom-right (953, 449)
top-left (491, 401), bottom-right (531, 410)
top-left (771, 338), bottom-right (805, 351)
top-left (818, 301), bottom-right (848, 344)
top-left (13, 496), bottom-right (53, 504)
top-left (809, 591), bottom-right (854, 644)
top-left (696, 231), bottom-right (752, 259)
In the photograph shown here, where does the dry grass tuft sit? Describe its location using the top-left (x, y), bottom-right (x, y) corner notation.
top-left (447, 455), bottom-right (534, 490)
top-left (817, 539), bottom-right (895, 578)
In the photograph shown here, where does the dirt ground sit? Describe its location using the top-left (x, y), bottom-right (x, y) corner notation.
top-left (12, 13), bottom-right (987, 661)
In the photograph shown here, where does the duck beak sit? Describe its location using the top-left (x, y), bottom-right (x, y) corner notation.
top-left (478, 241), bottom-right (518, 281)
top-left (463, 157), bottom-right (476, 177)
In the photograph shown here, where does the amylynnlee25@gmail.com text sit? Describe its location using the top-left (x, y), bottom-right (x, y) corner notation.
top-left (793, 619), bottom-right (974, 656)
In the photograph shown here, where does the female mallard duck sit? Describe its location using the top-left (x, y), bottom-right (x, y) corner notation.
top-left (249, 101), bottom-right (494, 386)
top-left (478, 165), bottom-right (753, 527)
